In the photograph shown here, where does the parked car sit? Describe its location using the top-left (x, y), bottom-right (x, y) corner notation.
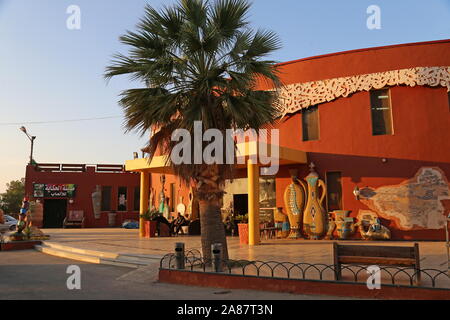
top-left (0, 215), bottom-right (18, 232)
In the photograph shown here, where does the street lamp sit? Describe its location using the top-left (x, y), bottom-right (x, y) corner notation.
top-left (19, 126), bottom-right (36, 165)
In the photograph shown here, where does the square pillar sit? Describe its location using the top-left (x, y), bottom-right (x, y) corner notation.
top-left (247, 159), bottom-right (260, 245)
top-left (139, 171), bottom-right (150, 238)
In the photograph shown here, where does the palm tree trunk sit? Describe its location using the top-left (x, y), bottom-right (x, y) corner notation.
top-left (199, 198), bottom-right (229, 263)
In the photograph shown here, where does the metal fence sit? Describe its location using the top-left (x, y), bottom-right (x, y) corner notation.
top-left (160, 248), bottom-right (450, 290)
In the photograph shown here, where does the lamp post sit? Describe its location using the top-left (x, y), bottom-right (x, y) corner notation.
top-left (19, 126), bottom-right (36, 165)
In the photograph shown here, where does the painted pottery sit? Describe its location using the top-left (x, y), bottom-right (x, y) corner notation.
top-left (283, 171), bottom-right (306, 238)
top-left (324, 214), bottom-right (336, 240)
top-left (357, 211), bottom-right (391, 240)
top-left (273, 208), bottom-right (290, 238)
top-left (332, 210), bottom-right (356, 240)
top-left (302, 163), bottom-right (327, 239)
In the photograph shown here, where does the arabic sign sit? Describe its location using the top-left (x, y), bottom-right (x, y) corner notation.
top-left (33, 184), bottom-right (76, 198)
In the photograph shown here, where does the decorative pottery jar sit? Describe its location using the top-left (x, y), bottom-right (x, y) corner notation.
top-left (302, 163), bottom-right (327, 240)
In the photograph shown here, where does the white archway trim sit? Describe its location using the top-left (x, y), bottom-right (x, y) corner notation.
top-left (278, 66), bottom-right (450, 116)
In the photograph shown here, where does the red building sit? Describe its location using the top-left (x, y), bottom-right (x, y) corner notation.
top-left (25, 163), bottom-right (140, 228)
top-left (128, 39), bottom-right (450, 241)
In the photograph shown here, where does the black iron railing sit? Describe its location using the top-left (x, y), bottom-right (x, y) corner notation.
top-left (160, 249), bottom-right (450, 290)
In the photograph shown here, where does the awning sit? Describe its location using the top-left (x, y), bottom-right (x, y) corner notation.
top-left (125, 141), bottom-right (307, 173)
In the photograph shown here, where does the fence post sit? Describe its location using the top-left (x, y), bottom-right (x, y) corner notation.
top-left (212, 243), bottom-right (223, 272)
top-left (175, 242), bottom-right (185, 270)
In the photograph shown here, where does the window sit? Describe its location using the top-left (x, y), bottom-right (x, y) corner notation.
top-left (133, 187), bottom-right (140, 211)
top-left (370, 89), bottom-right (393, 135)
top-left (302, 105), bottom-right (319, 141)
top-left (326, 172), bottom-right (342, 212)
top-left (118, 187), bottom-right (127, 211)
top-left (101, 186), bottom-right (112, 211)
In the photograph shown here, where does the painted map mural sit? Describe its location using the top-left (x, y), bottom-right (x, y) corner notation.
top-left (359, 167), bottom-right (450, 230)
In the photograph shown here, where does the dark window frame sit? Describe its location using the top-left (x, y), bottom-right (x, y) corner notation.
top-left (117, 186), bottom-right (128, 212)
top-left (370, 88), bottom-right (394, 136)
top-left (325, 171), bottom-right (343, 212)
top-left (133, 187), bottom-right (140, 212)
top-left (101, 186), bottom-right (112, 212)
top-left (301, 105), bottom-right (320, 141)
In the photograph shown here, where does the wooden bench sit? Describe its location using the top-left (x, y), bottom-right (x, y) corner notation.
top-left (63, 210), bottom-right (85, 228)
top-left (333, 242), bottom-right (421, 284)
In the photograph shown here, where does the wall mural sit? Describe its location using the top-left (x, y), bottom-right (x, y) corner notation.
top-left (359, 167), bottom-right (450, 230)
top-left (278, 66), bottom-right (450, 116)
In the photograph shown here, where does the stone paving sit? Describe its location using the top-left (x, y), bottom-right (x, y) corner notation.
top-left (39, 228), bottom-right (450, 289)
top-left (41, 228), bottom-right (448, 267)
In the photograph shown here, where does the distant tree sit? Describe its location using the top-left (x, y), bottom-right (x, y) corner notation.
top-left (0, 178), bottom-right (25, 214)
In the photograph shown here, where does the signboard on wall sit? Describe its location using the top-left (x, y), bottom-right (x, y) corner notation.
top-left (33, 184), bottom-right (76, 198)
top-left (259, 177), bottom-right (276, 222)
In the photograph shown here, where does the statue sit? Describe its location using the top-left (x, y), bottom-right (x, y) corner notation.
top-left (357, 212), bottom-right (391, 240)
top-left (159, 175), bottom-right (166, 214)
top-left (149, 188), bottom-right (156, 210)
top-left (92, 185), bottom-right (101, 219)
top-left (302, 163), bottom-right (328, 240)
top-left (176, 195), bottom-right (186, 215)
top-left (283, 169), bottom-right (306, 238)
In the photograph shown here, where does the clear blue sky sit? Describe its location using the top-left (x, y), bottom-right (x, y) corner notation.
top-left (0, 0), bottom-right (449, 192)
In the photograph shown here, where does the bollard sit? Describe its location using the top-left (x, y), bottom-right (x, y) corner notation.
top-left (175, 242), bottom-right (185, 270)
top-left (211, 243), bottom-right (223, 272)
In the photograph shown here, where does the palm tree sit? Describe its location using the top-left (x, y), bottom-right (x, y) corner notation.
top-left (105, 0), bottom-right (282, 261)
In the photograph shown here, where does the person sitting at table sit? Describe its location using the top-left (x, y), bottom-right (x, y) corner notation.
top-left (171, 212), bottom-right (188, 235)
top-left (152, 213), bottom-right (172, 236)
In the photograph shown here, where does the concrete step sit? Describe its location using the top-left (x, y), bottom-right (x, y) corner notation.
top-left (35, 243), bottom-right (162, 269)
top-left (40, 241), bottom-right (119, 259)
top-left (35, 245), bottom-right (101, 264)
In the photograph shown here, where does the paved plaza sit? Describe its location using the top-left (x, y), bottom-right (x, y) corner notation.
top-left (41, 228), bottom-right (449, 269)
top-left (0, 250), bottom-right (345, 300)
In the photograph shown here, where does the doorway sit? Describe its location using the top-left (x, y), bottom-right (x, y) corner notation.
top-left (43, 199), bottom-right (67, 228)
top-left (233, 194), bottom-right (248, 216)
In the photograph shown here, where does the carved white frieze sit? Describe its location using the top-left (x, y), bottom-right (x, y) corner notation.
top-left (278, 66), bottom-right (450, 116)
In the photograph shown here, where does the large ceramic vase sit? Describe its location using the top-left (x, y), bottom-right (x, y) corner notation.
top-left (302, 164), bottom-right (327, 240)
top-left (283, 170), bottom-right (306, 239)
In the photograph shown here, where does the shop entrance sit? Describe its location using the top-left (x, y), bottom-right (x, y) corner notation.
top-left (233, 194), bottom-right (248, 216)
top-left (43, 199), bottom-right (67, 228)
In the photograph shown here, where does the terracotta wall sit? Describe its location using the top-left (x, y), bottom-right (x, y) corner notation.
top-left (148, 40), bottom-right (450, 240)
top-left (272, 85), bottom-right (450, 240)
top-left (25, 165), bottom-right (140, 228)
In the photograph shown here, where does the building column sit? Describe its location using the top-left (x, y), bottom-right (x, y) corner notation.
top-left (139, 171), bottom-right (150, 238)
top-left (247, 159), bottom-right (260, 245)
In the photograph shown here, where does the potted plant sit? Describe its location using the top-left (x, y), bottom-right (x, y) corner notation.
top-left (140, 209), bottom-right (160, 238)
top-left (236, 214), bottom-right (249, 244)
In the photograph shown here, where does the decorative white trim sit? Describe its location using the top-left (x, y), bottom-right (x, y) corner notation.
top-left (278, 66), bottom-right (450, 116)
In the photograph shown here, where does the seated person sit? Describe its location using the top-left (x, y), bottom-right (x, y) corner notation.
top-left (171, 212), bottom-right (189, 235)
top-left (151, 213), bottom-right (172, 236)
